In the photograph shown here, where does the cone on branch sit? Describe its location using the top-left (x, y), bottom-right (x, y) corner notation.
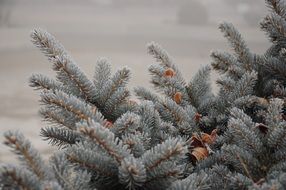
top-left (194, 113), bottom-right (202, 123)
top-left (164, 68), bottom-right (176, 78)
top-left (188, 129), bottom-right (217, 163)
top-left (173, 92), bottom-right (182, 104)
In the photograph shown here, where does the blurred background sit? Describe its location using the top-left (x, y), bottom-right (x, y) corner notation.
top-left (0, 0), bottom-right (270, 162)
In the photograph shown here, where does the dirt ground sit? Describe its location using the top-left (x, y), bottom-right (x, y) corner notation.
top-left (0, 0), bottom-right (269, 163)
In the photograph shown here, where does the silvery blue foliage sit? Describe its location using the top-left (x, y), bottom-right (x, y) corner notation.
top-left (1, 0), bottom-right (286, 189)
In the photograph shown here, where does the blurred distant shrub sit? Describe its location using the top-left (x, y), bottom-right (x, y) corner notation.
top-left (224, 0), bottom-right (250, 6)
top-left (176, 0), bottom-right (208, 26)
top-left (224, 0), bottom-right (266, 26)
top-left (0, 0), bottom-right (14, 27)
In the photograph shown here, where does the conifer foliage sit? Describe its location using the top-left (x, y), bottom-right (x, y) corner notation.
top-left (1, 0), bottom-right (286, 189)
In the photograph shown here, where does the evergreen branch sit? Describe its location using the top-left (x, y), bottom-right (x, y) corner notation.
top-left (0, 165), bottom-right (41, 190)
top-left (156, 98), bottom-right (188, 125)
top-left (141, 137), bottom-right (187, 171)
top-left (119, 157), bottom-right (147, 190)
top-left (265, 0), bottom-right (286, 18)
top-left (138, 101), bottom-right (160, 127)
top-left (147, 42), bottom-right (185, 85)
top-left (41, 181), bottom-right (63, 190)
top-left (230, 107), bottom-right (255, 128)
top-left (40, 90), bottom-right (105, 125)
top-left (3, 131), bottom-right (52, 180)
top-left (31, 28), bottom-right (67, 60)
top-left (112, 112), bottom-right (141, 136)
top-left (110, 67), bottom-right (131, 89)
top-left (187, 65), bottom-right (213, 110)
top-left (134, 86), bottom-right (160, 103)
top-left (167, 172), bottom-right (209, 190)
top-left (230, 71), bottom-right (257, 101)
top-left (216, 76), bottom-right (236, 93)
top-left (53, 55), bottom-right (98, 102)
top-left (40, 127), bottom-right (82, 148)
top-left (148, 64), bottom-right (165, 87)
top-left (209, 165), bottom-right (253, 189)
top-left (211, 51), bottom-right (236, 73)
top-left (227, 64), bottom-right (245, 80)
top-left (121, 134), bottom-right (145, 157)
top-left (256, 55), bottom-right (286, 80)
top-left (31, 28), bottom-right (97, 102)
top-left (104, 87), bottom-right (130, 116)
top-left (50, 153), bottom-right (77, 190)
top-left (144, 162), bottom-right (183, 185)
top-left (222, 145), bottom-right (259, 180)
top-left (50, 152), bottom-right (91, 190)
top-left (94, 58), bottom-right (111, 91)
top-left (211, 51), bottom-right (244, 79)
top-left (219, 22), bottom-right (252, 69)
top-left (98, 67), bottom-right (131, 106)
top-left (261, 13), bottom-right (286, 43)
top-left (273, 148), bottom-right (286, 163)
top-left (30, 74), bottom-right (63, 92)
top-left (112, 101), bottom-right (140, 122)
top-left (39, 108), bottom-right (76, 130)
top-left (265, 98), bottom-right (284, 126)
top-left (227, 173), bottom-right (253, 189)
top-left (233, 95), bottom-right (269, 110)
top-left (77, 120), bottom-right (131, 164)
top-left (228, 109), bottom-right (263, 154)
top-left (66, 143), bottom-right (117, 177)
top-left (148, 64), bottom-right (188, 105)
top-left (147, 42), bottom-right (174, 68)
top-left (267, 122), bottom-right (286, 149)
top-left (268, 161), bottom-right (286, 174)
top-left (67, 154), bottom-right (115, 178)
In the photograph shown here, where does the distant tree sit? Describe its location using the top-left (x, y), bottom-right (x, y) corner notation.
top-left (176, 0), bottom-right (208, 26)
top-left (224, 0), bottom-right (257, 6)
top-left (224, 0), bottom-right (266, 26)
top-left (0, 0), bottom-right (13, 27)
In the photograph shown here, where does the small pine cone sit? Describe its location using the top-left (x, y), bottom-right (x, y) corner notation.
top-left (104, 120), bottom-right (113, 128)
top-left (164, 68), bottom-right (176, 78)
top-left (194, 113), bottom-right (202, 123)
top-left (191, 147), bottom-right (208, 162)
top-left (190, 135), bottom-right (204, 148)
top-left (210, 128), bottom-right (217, 138)
top-left (257, 97), bottom-right (269, 107)
top-left (173, 92), bottom-right (182, 104)
top-left (201, 129), bottom-right (217, 144)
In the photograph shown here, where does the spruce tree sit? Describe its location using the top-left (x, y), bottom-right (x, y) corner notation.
top-left (1, 0), bottom-right (286, 189)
